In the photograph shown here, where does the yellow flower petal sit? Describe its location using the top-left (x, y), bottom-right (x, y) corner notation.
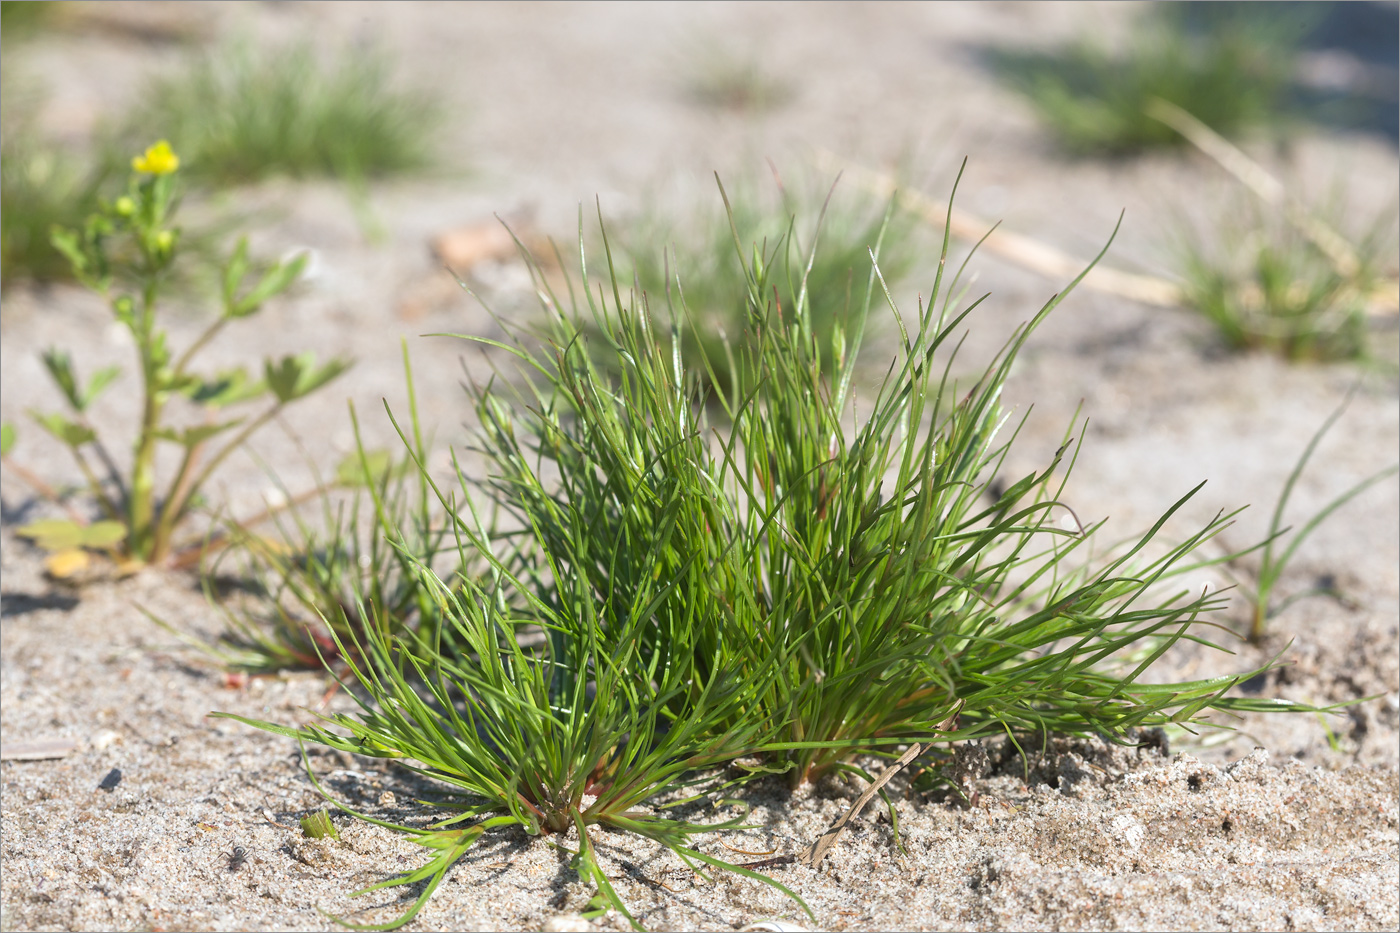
top-left (132, 140), bottom-right (180, 175)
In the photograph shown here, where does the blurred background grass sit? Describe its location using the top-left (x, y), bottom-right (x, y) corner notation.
top-left (2, 1), bottom-right (1395, 361)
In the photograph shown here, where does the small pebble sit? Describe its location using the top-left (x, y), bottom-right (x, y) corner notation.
top-left (91, 729), bottom-right (122, 750)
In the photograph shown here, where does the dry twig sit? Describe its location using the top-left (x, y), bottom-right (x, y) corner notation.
top-left (815, 149), bottom-right (1183, 307)
top-left (801, 704), bottom-right (962, 870)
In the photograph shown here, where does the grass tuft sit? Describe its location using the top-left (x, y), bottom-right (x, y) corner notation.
top-left (0, 69), bottom-right (117, 288)
top-left (602, 169), bottom-right (921, 399)
top-left (217, 169), bottom-right (1329, 928)
top-left (121, 39), bottom-right (439, 185)
top-left (1175, 194), bottom-right (1396, 363)
top-left (988, 4), bottom-right (1307, 155)
top-left (198, 343), bottom-right (455, 673)
top-left (680, 42), bottom-right (794, 113)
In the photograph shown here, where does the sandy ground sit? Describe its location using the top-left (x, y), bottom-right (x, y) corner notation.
top-left (2, 3), bottom-right (1398, 930)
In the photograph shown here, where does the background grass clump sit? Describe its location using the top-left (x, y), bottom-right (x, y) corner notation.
top-left (0, 121), bottom-right (112, 288)
top-left (988, 3), bottom-right (1310, 155)
top-left (220, 174), bottom-right (1322, 928)
top-left (602, 169), bottom-right (921, 398)
top-left (1175, 196), bottom-right (1396, 363)
top-left (678, 41), bottom-right (795, 113)
top-left (121, 39), bottom-right (439, 185)
top-left (0, 60), bottom-right (119, 289)
top-left (201, 345), bottom-right (460, 674)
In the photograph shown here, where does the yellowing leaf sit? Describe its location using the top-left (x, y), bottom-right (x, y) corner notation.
top-left (18, 519), bottom-right (127, 552)
top-left (79, 521), bottom-right (128, 549)
top-left (44, 548), bottom-right (90, 579)
top-left (17, 519), bottom-right (84, 551)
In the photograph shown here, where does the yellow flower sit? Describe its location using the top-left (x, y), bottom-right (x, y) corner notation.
top-left (131, 140), bottom-right (180, 175)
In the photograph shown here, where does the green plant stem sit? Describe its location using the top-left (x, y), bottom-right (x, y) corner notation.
top-left (153, 439), bottom-right (206, 558)
top-left (128, 285), bottom-right (164, 560)
top-left (150, 401), bottom-right (285, 562)
top-left (172, 315), bottom-right (229, 377)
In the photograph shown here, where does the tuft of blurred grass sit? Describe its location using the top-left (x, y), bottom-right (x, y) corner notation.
top-left (0, 70), bottom-right (118, 289)
top-left (119, 39), bottom-right (440, 185)
top-left (0, 0), bottom-right (57, 42)
top-left (1176, 200), bottom-right (1395, 362)
top-left (679, 42), bottom-right (794, 113)
top-left (1, 143), bottom-right (113, 288)
top-left (601, 169), bottom-right (922, 398)
top-left (988, 4), bottom-right (1311, 155)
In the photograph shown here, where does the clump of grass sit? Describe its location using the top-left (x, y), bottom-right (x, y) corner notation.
top-left (200, 344), bottom-right (456, 673)
top-left (121, 39), bottom-right (439, 185)
top-left (1175, 195), bottom-right (1395, 363)
top-left (530, 175), bottom-right (1303, 788)
top-left (0, 69), bottom-right (118, 288)
top-left (988, 4), bottom-right (1306, 155)
top-left (216, 387), bottom-right (810, 929)
top-left (680, 42), bottom-right (794, 113)
top-left (1143, 96), bottom-right (1397, 364)
top-left (0, 1), bottom-right (57, 44)
top-left (218, 170), bottom-right (1323, 929)
top-left (604, 169), bottom-right (920, 398)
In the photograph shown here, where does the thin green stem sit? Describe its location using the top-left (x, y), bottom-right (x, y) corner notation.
top-left (152, 401), bottom-right (284, 562)
top-left (172, 315), bottom-right (229, 377)
top-left (128, 286), bottom-right (165, 560)
top-left (149, 440), bottom-right (204, 563)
